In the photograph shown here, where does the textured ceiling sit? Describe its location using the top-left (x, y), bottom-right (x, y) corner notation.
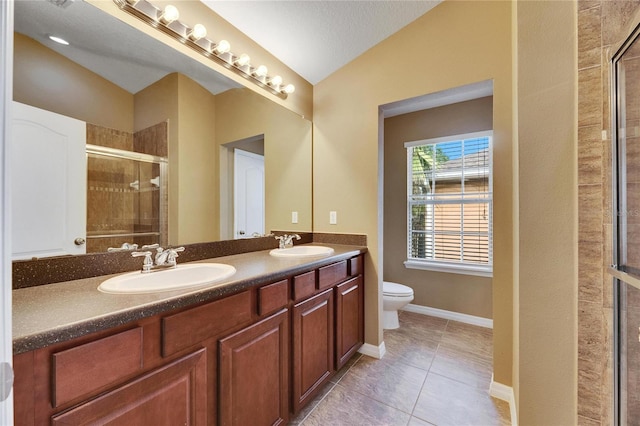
top-left (201, 1), bottom-right (441, 85)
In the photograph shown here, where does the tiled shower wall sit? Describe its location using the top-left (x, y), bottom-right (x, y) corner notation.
top-left (578, 1), bottom-right (640, 424)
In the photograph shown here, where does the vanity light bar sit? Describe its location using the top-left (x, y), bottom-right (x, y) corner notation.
top-left (114, 0), bottom-right (294, 99)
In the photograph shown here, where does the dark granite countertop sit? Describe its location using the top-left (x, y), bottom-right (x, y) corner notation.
top-left (13, 243), bottom-right (367, 355)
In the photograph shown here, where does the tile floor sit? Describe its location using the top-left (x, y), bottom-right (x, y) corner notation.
top-left (289, 311), bottom-right (511, 426)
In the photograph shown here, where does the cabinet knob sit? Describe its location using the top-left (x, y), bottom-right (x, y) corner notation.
top-left (238, 230), bottom-right (245, 235)
top-left (74, 237), bottom-right (86, 246)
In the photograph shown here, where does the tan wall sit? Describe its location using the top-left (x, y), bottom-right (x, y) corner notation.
top-left (384, 97), bottom-right (493, 319)
top-left (176, 74), bottom-right (218, 244)
top-left (313, 0), bottom-right (513, 385)
top-left (134, 73), bottom-right (218, 245)
top-left (134, 74), bottom-right (180, 243)
top-left (215, 88), bottom-right (313, 234)
top-left (13, 33), bottom-right (134, 132)
top-left (517, 1), bottom-right (577, 424)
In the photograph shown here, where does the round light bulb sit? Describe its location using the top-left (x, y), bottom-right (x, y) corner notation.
top-left (160, 5), bottom-right (179, 24)
top-left (269, 75), bottom-right (283, 86)
top-left (214, 39), bottom-right (231, 54)
top-left (189, 24), bottom-right (207, 41)
top-left (235, 53), bottom-right (250, 67)
top-left (283, 84), bottom-right (295, 94)
top-left (254, 65), bottom-right (268, 77)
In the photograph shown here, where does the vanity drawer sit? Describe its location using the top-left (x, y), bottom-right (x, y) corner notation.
top-left (162, 291), bottom-right (252, 357)
top-left (258, 279), bottom-right (289, 315)
top-left (52, 327), bottom-right (143, 407)
top-left (318, 261), bottom-right (347, 290)
top-left (349, 255), bottom-right (363, 277)
top-left (293, 270), bottom-right (316, 301)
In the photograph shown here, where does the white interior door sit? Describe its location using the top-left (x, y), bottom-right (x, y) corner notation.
top-left (0, 0), bottom-right (13, 422)
top-left (234, 149), bottom-right (264, 238)
top-left (11, 101), bottom-right (86, 259)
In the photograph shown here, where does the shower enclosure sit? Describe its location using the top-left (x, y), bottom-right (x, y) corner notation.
top-left (85, 145), bottom-right (167, 253)
top-left (611, 21), bottom-right (640, 425)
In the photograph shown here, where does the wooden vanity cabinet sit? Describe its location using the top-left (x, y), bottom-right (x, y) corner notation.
top-left (12, 253), bottom-right (365, 425)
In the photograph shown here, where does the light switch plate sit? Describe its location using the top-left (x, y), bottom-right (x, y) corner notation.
top-left (329, 211), bottom-right (337, 225)
top-left (292, 211), bottom-right (298, 224)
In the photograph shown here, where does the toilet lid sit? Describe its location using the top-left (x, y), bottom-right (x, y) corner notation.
top-left (383, 281), bottom-right (413, 296)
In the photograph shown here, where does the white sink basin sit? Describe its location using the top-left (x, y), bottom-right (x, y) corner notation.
top-left (269, 245), bottom-right (334, 258)
top-left (98, 263), bottom-right (236, 294)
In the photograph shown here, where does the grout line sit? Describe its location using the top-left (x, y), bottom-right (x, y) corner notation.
top-left (295, 381), bottom-right (338, 426)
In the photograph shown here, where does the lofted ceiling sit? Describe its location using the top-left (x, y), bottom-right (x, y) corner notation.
top-left (13, 0), bottom-right (441, 95)
top-left (201, 0), bottom-right (441, 85)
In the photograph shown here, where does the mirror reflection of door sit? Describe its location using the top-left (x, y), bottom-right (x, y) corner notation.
top-left (234, 149), bottom-right (265, 239)
top-left (11, 101), bottom-right (87, 259)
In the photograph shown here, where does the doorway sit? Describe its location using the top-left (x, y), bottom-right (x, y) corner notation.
top-left (219, 135), bottom-right (265, 240)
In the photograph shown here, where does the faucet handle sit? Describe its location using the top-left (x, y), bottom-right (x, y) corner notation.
top-left (131, 251), bottom-right (153, 271)
top-left (141, 243), bottom-right (160, 250)
top-left (167, 246), bottom-right (185, 264)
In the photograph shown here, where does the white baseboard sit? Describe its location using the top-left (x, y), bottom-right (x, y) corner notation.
top-left (402, 303), bottom-right (493, 329)
top-left (358, 341), bottom-right (387, 359)
top-left (490, 376), bottom-right (517, 426)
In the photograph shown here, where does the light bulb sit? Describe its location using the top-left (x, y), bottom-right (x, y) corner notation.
top-left (159, 5), bottom-right (179, 24)
top-left (254, 65), bottom-right (268, 77)
top-left (48, 35), bottom-right (69, 45)
top-left (213, 40), bottom-right (231, 54)
top-left (269, 75), bottom-right (283, 86)
top-left (188, 24), bottom-right (207, 41)
top-left (282, 84), bottom-right (295, 94)
top-left (234, 53), bottom-right (250, 67)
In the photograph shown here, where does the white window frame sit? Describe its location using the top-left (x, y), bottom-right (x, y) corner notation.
top-left (404, 131), bottom-right (493, 277)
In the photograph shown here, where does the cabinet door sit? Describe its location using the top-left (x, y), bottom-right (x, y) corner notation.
top-left (51, 349), bottom-right (207, 425)
top-left (219, 309), bottom-right (289, 426)
top-left (292, 288), bottom-right (334, 413)
top-left (336, 276), bottom-right (364, 369)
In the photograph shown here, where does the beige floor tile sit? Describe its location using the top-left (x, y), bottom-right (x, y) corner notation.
top-left (396, 311), bottom-right (449, 341)
top-left (382, 329), bottom-right (439, 371)
top-left (331, 352), bottom-right (363, 384)
top-left (430, 345), bottom-right (493, 389)
top-left (338, 355), bottom-right (428, 414)
top-left (413, 373), bottom-right (510, 426)
top-left (301, 384), bottom-right (411, 426)
top-left (439, 321), bottom-right (493, 359)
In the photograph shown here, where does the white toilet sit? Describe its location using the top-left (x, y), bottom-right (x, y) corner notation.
top-left (382, 281), bottom-right (414, 330)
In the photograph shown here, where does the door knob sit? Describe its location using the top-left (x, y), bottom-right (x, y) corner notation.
top-left (74, 237), bottom-right (86, 246)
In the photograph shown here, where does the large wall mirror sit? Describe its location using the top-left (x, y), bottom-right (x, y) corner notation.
top-left (12, 0), bottom-right (312, 259)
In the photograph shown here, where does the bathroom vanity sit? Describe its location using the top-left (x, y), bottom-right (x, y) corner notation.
top-left (11, 245), bottom-right (365, 425)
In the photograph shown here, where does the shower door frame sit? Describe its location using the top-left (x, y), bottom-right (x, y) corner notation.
top-left (610, 20), bottom-right (640, 426)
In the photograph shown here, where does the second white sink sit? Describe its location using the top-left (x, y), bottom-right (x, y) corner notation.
top-left (98, 263), bottom-right (236, 294)
top-left (269, 245), bottom-right (334, 258)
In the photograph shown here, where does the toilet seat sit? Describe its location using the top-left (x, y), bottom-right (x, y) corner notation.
top-left (383, 281), bottom-right (413, 297)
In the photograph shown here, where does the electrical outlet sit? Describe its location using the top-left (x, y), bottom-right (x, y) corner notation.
top-left (329, 211), bottom-right (337, 225)
top-left (292, 211), bottom-right (298, 224)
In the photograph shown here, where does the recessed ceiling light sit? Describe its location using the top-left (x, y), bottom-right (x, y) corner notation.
top-left (48, 35), bottom-right (69, 45)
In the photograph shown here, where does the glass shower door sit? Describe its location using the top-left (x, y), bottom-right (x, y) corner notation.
top-left (86, 145), bottom-right (167, 253)
top-left (612, 22), bottom-right (640, 426)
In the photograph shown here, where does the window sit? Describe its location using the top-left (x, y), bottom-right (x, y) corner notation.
top-left (404, 131), bottom-right (493, 277)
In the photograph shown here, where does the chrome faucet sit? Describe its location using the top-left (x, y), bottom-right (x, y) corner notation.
top-left (132, 245), bottom-right (185, 273)
top-left (274, 234), bottom-right (300, 249)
